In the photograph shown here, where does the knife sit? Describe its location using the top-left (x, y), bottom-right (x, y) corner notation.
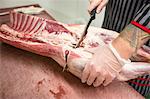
top-left (75, 7), bottom-right (97, 48)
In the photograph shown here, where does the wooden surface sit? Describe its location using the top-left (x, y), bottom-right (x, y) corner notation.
top-left (0, 4), bottom-right (144, 99)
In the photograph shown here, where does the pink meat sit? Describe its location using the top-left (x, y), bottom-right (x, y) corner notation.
top-left (0, 11), bottom-right (149, 82)
top-left (0, 42), bottom-right (144, 99)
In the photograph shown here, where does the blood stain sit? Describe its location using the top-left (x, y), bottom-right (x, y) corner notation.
top-left (49, 85), bottom-right (66, 99)
top-left (38, 78), bottom-right (45, 85)
top-left (37, 78), bottom-right (46, 92)
top-left (100, 33), bottom-right (106, 36)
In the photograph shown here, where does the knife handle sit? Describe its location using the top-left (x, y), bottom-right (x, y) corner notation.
top-left (90, 7), bottom-right (97, 20)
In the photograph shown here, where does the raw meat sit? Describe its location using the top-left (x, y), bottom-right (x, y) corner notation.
top-left (0, 42), bottom-right (144, 99)
top-left (0, 11), bottom-right (149, 82)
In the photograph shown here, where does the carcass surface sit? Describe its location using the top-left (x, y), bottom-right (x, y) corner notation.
top-left (0, 9), bottom-right (147, 99)
top-left (0, 11), bottom-right (149, 80)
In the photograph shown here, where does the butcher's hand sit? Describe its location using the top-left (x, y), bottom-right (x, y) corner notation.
top-left (131, 45), bottom-right (150, 62)
top-left (81, 44), bottom-right (130, 87)
top-left (88, 0), bottom-right (109, 13)
top-left (118, 62), bottom-right (150, 81)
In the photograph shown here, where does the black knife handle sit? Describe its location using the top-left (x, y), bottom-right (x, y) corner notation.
top-left (90, 7), bottom-right (97, 20)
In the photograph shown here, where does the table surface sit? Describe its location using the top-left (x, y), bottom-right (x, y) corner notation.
top-left (0, 4), bottom-right (144, 99)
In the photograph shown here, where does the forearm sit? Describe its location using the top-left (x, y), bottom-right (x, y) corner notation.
top-left (112, 24), bottom-right (150, 60)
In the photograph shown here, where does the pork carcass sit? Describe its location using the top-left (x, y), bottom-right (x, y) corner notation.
top-left (0, 11), bottom-right (149, 82)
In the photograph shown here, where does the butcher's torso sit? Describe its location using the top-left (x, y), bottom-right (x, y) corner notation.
top-left (102, 0), bottom-right (150, 96)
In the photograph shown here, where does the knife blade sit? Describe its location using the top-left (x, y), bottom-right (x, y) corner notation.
top-left (75, 7), bottom-right (97, 48)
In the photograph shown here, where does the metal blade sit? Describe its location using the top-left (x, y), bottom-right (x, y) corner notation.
top-left (75, 7), bottom-right (97, 48)
top-left (75, 18), bottom-right (93, 48)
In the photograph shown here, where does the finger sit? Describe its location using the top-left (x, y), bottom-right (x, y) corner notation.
top-left (87, 65), bottom-right (99, 85)
top-left (81, 62), bottom-right (91, 83)
top-left (88, 0), bottom-right (103, 13)
top-left (130, 54), bottom-right (148, 62)
top-left (89, 0), bottom-right (93, 3)
top-left (142, 45), bottom-right (150, 54)
top-left (96, 0), bottom-right (107, 13)
top-left (93, 75), bottom-right (105, 87)
top-left (103, 73), bottom-right (115, 86)
top-left (137, 48), bottom-right (150, 59)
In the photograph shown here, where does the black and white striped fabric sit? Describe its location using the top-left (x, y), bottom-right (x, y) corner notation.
top-left (132, 3), bottom-right (150, 33)
top-left (102, 0), bottom-right (150, 97)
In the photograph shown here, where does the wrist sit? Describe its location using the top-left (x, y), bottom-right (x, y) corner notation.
top-left (108, 42), bottom-right (131, 66)
top-left (112, 37), bottom-right (135, 60)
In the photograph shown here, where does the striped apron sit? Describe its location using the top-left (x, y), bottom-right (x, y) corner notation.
top-left (102, 0), bottom-right (150, 96)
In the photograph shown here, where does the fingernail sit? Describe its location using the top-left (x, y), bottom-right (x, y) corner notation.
top-left (103, 83), bottom-right (107, 86)
top-left (93, 84), bottom-right (97, 87)
top-left (93, 83), bottom-right (100, 87)
top-left (97, 9), bottom-right (101, 13)
top-left (87, 82), bottom-right (92, 86)
top-left (96, 10), bottom-right (99, 13)
top-left (81, 79), bottom-right (86, 83)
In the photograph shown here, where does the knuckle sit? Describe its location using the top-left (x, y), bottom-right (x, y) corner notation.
top-left (85, 63), bottom-right (92, 69)
top-left (101, 71), bottom-right (107, 76)
top-left (90, 63), bottom-right (96, 70)
top-left (95, 69), bottom-right (101, 74)
top-left (93, 0), bottom-right (102, 5)
top-left (101, 1), bottom-right (105, 5)
top-left (109, 72), bottom-right (117, 78)
top-left (90, 62), bottom-right (94, 66)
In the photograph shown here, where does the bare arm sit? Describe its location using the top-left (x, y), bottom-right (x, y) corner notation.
top-left (112, 24), bottom-right (150, 60)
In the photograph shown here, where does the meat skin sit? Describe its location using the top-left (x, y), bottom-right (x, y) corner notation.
top-left (0, 11), bottom-right (147, 99)
top-left (0, 11), bottom-right (149, 82)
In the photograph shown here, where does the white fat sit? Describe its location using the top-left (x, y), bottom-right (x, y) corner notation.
top-left (83, 34), bottom-right (105, 47)
top-left (36, 30), bottom-right (76, 46)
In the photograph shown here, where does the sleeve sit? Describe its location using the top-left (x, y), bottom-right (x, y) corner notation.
top-left (131, 3), bottom-right (150, 34)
